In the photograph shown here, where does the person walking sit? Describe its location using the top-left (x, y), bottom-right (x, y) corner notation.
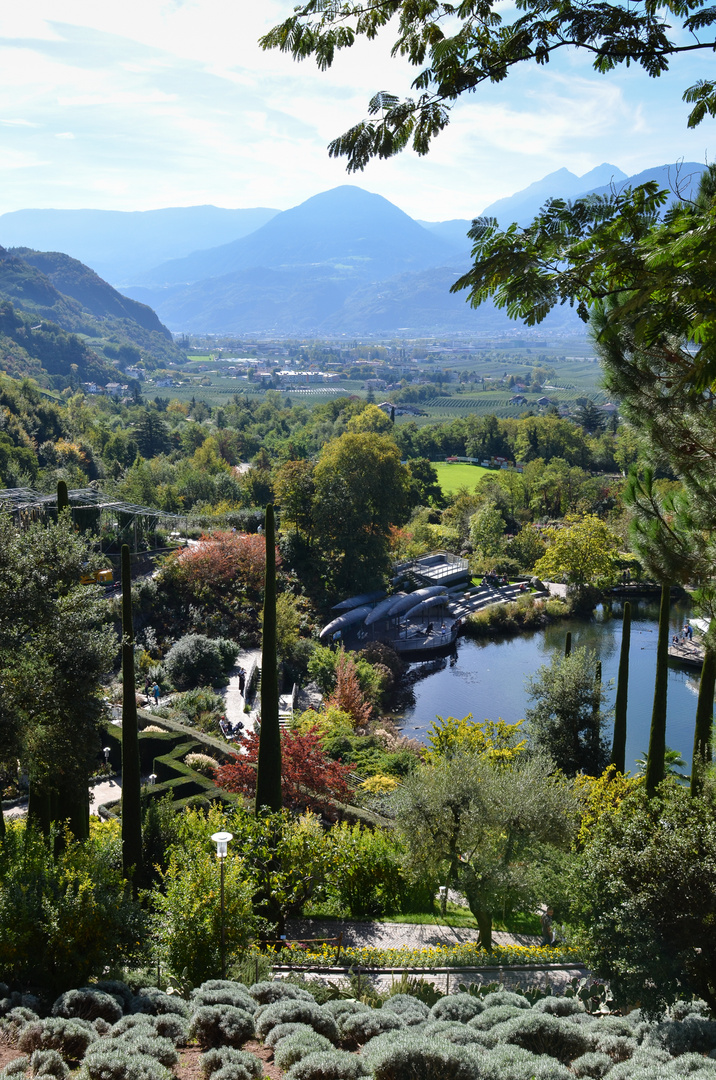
top-left (540, 907), bottom-right (555, 946)
top-left (152, 682), bottom-right (160, 706)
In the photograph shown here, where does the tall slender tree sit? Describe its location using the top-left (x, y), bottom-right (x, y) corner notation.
top-left (645, 583), bottom-right (671, 796)
top-left (611, 602), bottom-right (631, 774)
top-left (56, 479), bottom-right (69, 514)
top-left (626, 472), bottom-right (697, 796)
top-left (691, 646), bottom-right (716, 796)
top-left (121, 544), bottom-right (142, 881)
top-left (565, 632), bottom-right (572, 658)
top-left (255, 505), bottom-right (282, 813)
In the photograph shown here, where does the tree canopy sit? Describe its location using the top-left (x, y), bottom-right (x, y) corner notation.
top-left (262, 1), bottom-right (716, 172)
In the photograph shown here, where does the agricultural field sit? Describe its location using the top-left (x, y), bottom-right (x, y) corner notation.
top-left (432, 461), bottom-right (491, 494)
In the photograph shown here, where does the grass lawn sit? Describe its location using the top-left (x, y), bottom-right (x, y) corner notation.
top-left (303, 902), bottom-right (541, 935)
top-left (433, 461), bottom-right (491, 495)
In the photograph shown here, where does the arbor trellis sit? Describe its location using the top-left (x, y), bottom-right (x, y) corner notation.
top-left (0, 486), bottom-right (186, 551)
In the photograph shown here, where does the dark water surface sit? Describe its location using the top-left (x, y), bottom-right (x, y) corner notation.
top-left (394, 597), bottom-right (699, 773)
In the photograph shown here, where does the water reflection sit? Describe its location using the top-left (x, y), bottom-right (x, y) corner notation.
top-left (393, 596), bottom-right (698, 772)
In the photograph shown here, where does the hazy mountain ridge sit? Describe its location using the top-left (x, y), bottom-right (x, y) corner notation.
top-left (132, 185), bottom-right (463, 288)
top-left (0, 205), bottom-right (279, 285)
top-left (2, 160), bottom-right (702, 337)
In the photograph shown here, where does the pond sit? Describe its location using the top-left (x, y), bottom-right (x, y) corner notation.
top-left (394, 596), bottom-right (700, 774)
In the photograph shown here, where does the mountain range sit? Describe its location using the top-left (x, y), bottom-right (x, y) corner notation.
top-left (0, 245), bottom-right (183, 386)
top-left (0, 160), bottom-right (706, 337)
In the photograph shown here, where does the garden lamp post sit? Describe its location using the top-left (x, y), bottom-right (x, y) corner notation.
top-left (211, 831), bottom-right (233, 978)
top-left (103, 746), bottom-right (111, 767)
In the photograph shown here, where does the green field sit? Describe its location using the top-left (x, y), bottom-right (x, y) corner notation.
top-left (433, 461), bottom-right (491, 494)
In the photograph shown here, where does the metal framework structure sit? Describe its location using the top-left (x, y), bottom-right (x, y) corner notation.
top-left (0, 486), bottom-right (188, 551)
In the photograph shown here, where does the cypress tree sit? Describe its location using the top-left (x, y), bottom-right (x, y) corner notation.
top-left (565, 631), bottom-right (572, 658)
top-left (691, 646), bottom-right (715, 796)
top-left (255, 504), bottom-right (282, 814)
top-left (645, 582), bottom-right (670, 796)
top-left (611, 601), bottom-right (631, 773)
top-left (121, 544), bottom-right (143, 880)
top-left (57, 479), bottom-right (69, 513)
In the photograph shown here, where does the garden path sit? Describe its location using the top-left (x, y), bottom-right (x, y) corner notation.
top-left (220, 648), bottom-right (261, 739)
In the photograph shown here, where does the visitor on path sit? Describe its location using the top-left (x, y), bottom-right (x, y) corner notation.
top-left (152, 682), bottom-right (160, 706)
top-left (540, 907), bottom-right (555, 946)
top-left (238, 668), bottom-right (246, 694)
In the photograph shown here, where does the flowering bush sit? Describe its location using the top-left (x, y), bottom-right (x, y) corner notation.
top-left (277, 940), bottom-right (581, 969)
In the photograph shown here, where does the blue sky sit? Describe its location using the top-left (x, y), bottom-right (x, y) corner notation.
top-left (0, 0), bottom-right (714, 221)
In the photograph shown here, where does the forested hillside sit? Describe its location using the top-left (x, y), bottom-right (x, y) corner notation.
top-left (0, 246), bottom-right (184, 375)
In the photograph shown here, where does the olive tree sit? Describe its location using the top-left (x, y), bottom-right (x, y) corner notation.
top-left (394, 751), bottom-right (580, 947)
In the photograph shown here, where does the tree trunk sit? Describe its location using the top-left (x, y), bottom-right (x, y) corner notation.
top-left (691, 646), bottom-right (715, 797)
top-left (565, 631), bottom-right (572, 658)
top-left (474, 907), bottom-right (493, 951)
top-left (255, 505), bottom-right (282, 814)
top-left (121, 544), bottom-right (143, 882)
top-left (645, 582), bottom-right (670, 797)
top-left (611, 601), bottom-right (631, 774)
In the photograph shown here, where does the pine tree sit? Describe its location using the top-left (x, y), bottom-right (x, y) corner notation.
top-left (121, 544), bottom-right (143, 880)
top-left (611, 601), bottom-right (631, 774)
top-left (255, 505), bottom-right (282, 813)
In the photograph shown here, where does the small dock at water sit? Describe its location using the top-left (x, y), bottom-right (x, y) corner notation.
top-left (668, 637), bottom-right (705, 668)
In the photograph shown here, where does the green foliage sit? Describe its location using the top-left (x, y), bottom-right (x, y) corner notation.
top-left (121, 543), bottom-right (142, 882)
top-left (395, 753), bottom-right (580, 948)
top-left (326, 822), bottom-right (406, 917)
top-left (525, 646), bottom-right (611, 777)
top-left (425, 714), bottom-right (526, 765)
top-left (163, 634), bottom-right (237, 690)
top-left (151, 808), bottom-right (256, 985)
top-left (161, 688), bottom-right (225, 734)
top-left (262, 2), bottom-right (715, 171)
top-left (188, 1006), bottom-right (255, 1050)
top-left (573, 782), bottom-right (716, 1014)
top-left (534, 514), bottom-right (619, 588)
top-left (0, 821), bottom-right (143, 992)
top-left (312, 431), bottom-right (410, 593)
top-left (0, 515), bottom-right (115, 835)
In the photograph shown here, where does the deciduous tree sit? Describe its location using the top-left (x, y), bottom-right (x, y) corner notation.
top-left (217, 728), bottom-right (355, 815)
top-left (534, 514), bottom-right (619, 590)
top-left (396, 751), bottom-right (579, 948)
top-left (573, 783), bottom-right (716, 1014)
top-left (526, 646), bottom-right (611, 777)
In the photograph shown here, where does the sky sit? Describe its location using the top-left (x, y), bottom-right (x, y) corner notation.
top-left (0, 0), bottom-right (714, 222)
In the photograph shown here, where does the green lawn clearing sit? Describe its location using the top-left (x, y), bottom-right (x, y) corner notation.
top-left (433, 461), bottom-right (491, 495)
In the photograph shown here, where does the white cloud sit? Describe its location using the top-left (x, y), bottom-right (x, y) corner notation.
top-left (0, 3), bottom-right (711, 219)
